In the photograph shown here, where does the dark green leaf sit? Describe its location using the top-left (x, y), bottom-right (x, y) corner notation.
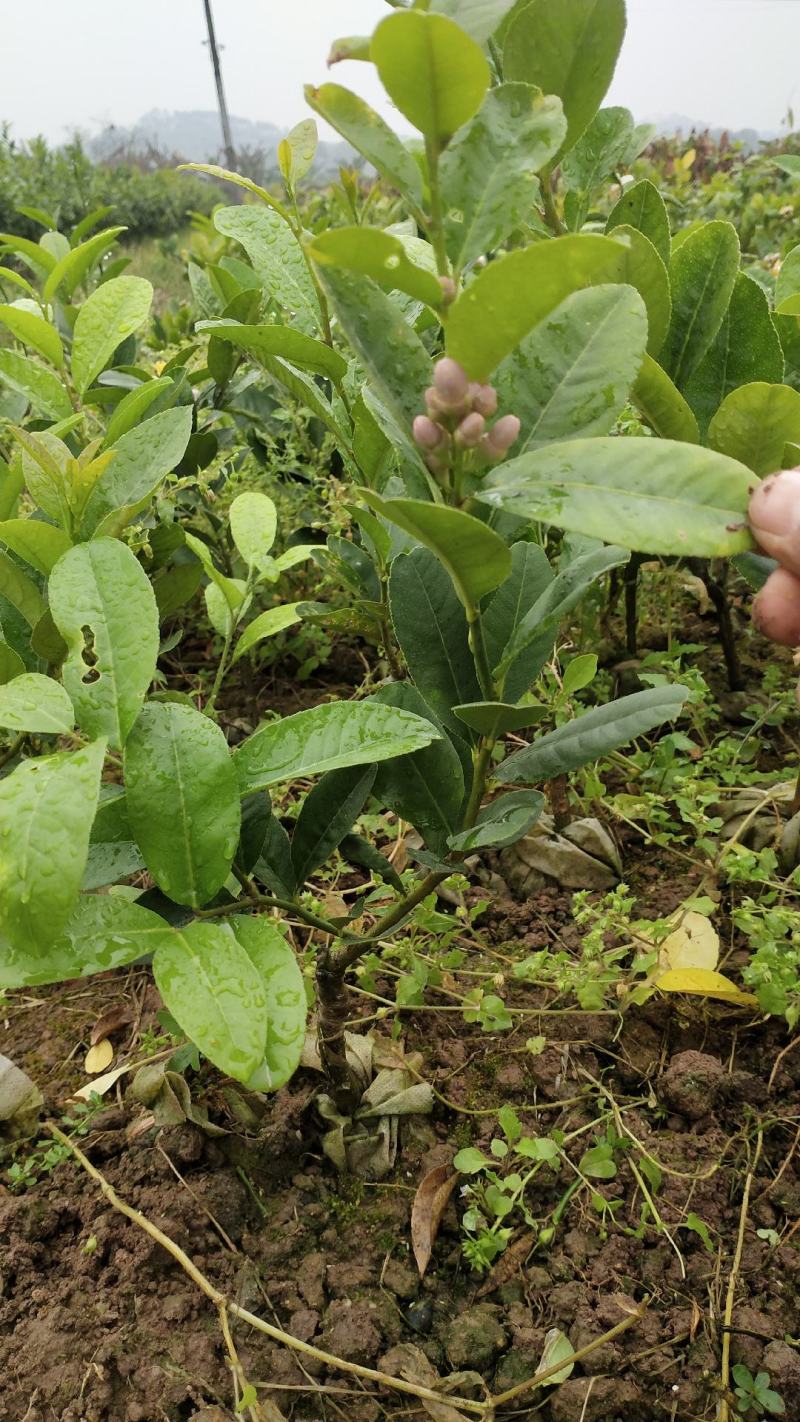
top-left (389, 547), bottom-right (481, 737)
top-left (497, 686), bottom-right (688, 783)
top-left (660, 221), bottom-right (740, 389)
top-left (361, 492), bottom-right (512, 608)
top-left (681, 272), bottom-right (784, 435)
top-left (448, 789), bottom-right (544, 851)
top-left (291, 765), bottom-right (377, 884)
top-left (606, 178), bottom-right (670, 265)
top-left (372, 682), bottom-right (465, 854)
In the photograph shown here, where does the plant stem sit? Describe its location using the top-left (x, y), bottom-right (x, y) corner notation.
top-left (204, 619), bottom-right (235, 718)
top-left (719, 1128), bottom-right (764, 1421)
top-left (467, 609), bottom-right (495, 700)
top-left (424, 138), bottom-right (451, 280)
top-left (540, 169), bottom-right (565, 235)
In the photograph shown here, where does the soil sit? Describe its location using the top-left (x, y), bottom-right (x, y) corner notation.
top-left (2, 608), bottom-right (799, 1422)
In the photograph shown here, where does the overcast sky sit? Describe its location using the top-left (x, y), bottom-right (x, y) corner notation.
top-left (2, 0), bottom-right (800, 144)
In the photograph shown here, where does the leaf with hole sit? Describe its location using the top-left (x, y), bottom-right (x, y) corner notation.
top-left (48, 539), bottom-right (159, 748)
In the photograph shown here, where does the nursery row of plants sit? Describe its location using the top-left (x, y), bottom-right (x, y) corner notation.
top-left (1, 2), bottom-right (799, 1419)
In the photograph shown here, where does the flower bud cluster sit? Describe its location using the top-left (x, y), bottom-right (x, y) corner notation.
top-left (412, 357), bottom-right (521, 477)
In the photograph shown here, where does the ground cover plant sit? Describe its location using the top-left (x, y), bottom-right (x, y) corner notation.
top-left (1, 1), bottom-right (800, 1419)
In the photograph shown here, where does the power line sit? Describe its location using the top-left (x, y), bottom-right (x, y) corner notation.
top-left (202, 0), bottom-right (236, 171)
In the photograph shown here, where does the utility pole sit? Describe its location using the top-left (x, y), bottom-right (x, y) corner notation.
top-left (202, 0), bottom-right (236, 170)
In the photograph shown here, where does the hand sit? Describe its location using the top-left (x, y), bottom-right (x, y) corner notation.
top-left (749, 469), bottom-right (800, 651)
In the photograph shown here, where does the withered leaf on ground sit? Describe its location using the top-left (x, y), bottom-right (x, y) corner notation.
top-left (411, 1163), bottom-right (460, 1278)
top-left (89, 1006), bottom-right (132, 1045)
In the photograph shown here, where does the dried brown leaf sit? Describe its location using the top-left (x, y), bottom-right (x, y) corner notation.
top-left (411, 1164), bottom-right (459, 1278)
top-left (476, 1230), bottom-right (536, 1298)
top-left (90, 1007), bottom-right (132, 1045)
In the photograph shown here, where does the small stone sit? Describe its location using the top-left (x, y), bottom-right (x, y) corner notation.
top-left (383, 1258), bottom-right (418, 1301)
top-left (443, 1304), bottom-right (508, 1370)
top-left (658, 1050), bottom-right (725, 1121)
top-left (493, 1346), bottom-right (541, 1391)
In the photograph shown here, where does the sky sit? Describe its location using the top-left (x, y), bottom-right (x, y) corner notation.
top-left (2, 0), bottom-right (800, 145)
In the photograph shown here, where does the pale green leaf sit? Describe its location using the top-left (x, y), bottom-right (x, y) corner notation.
top-left (0, 673), bottom-right (74, 733)
top-left (232, 917), bottom-right (307, 1092)
top-left (124, 701), bottom-right (241, 909)
top-left (371, 10), bottom-right (490, 143)
top-left (153, 920), bottom-right (268, 1082)
top-left (0, 895), bottom-right (171, 990)
top-left (0, 738), bottom-right (105, 953)
top-left (0, 518), bottom-right (71, 575)
top-left (309, 227), bottom-right (443, 307)
top-left (71, 276), bottom-right (153, 396)
top-left (233, 603), bottom-right (303, 663)
top-left (229, 491), bottom-right (278, 569)
top-left (0, 304), bottom-right (63, 368)
top-left (214, 206), bottom-right (320, 334)
top-left (304, 83), bottom-right (424, 209)
top-left (484, 437), bottom-right (755, 557)
top-left (234, 699), bottom-right (443, 795)
top-left (196, 320), bottom-right (347, 381)
top-left (361, 492), bottom-right (511, 608)
top-left (0, 348), bottom-right (72, 420)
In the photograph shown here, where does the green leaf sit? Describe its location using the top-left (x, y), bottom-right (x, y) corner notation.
top-left (339, 833), bottom-right (404, 892)
top-left (493, 544), bottom-right (628, 681)
top-left (0, 233), bottom-right (57, 278)
top-left (361, 492), bottom-right (511, 608)
top-left (482, 541), bottom-right (554, 703)
top-left (440, 84), bottom-right (566, 270)
top-left (681, 273), bottom-right (784, 435)
top-left (371, 10), bottom-right (490, 143)
top-left (775, 242), bottom-right (800, 314)
top-left (43, 226), bottom-right (126, 303)
top-left (304, 84), bottom-right (424, 209)
top-left (234, 699), bottom-right (443, 795)
top-left (0, 454), bottom-right (24, 520)
top-left (309, 227), bottom-right (443, 308)
top-left (453, 1146), bottom-right (487, 1173)
top-left (453, 700), bottom-right (547, 736)
top-left (80, 406), bottom-right (193, 537)
top-left (372, 682), bottom-right (465, 854)
top-left (214, 206), bottom-right (320, 334)
top-left (684, 1211), bottom-right (715, 1253)
top-left (496, 686), bottom-right (688, 784)
top-left (0, 348), bottom-right (72, 420)
top-left (231, 917), bottom-right (307, 1091)
top-left (0, 738), bottom-right (105, 953)
top-left (631, 354), bottom-right (700, 443)
top-left (196, 321), bottom-right (347, 381)
top-left (428, 0), bottom-right (519, 42)
top-left (253, 800), bottom-right (297, 899)
top-left (279, 117), bottom-right (318, 187)
top-left (71, 276), bottom-right (153, 396)
top-left (389, 546), bottom-right (481, 737)
top-left (153, 920), bottom-right (268, 1083)
top-left (449, 789), bottom-right (544, 851)
top-left (229, 491), bottom-right (277, 569)
top-left (708, 382), bottom-right (800, 476)
top-left (180, 162), bottom-right (291, 220)
top-left (48, 538), bottom-right (160, 748)
top-left (0, 304), bottom-right (63, 368)
top-left (314, 265), bottom-right (431, 453)
top-left (0, 641), bottom-right (25, 684)
top-left (0, 673), bottom-right (74, 733)
top-left (0, 547), bottom-right (46, 628)
top-left (503, 0), bottom-right (626, 157)
top-left (494, 284), bottom-right (648, 453)
top-left (606, 178), bottom-right (670, 266)
top-left (609, 225), bottom-right (671, 356)
top-left (0, 519), bottom-right (71, 575)
top-left (562, 653), bottom-right (598, 695)
top-left (232, 604), bottom-right (303, 663)
top-left (102, 375), bottom-right (175, 447)
top-left (562, 107), bottom-right (634, 228)
top-left (0, 894), bottom-right (173, 989)
top-left (10, 427), bottom-right (70, 523)
top-left (660, 221), bottom-right (740, 390)
top-left (124, 702), bottom-right (241, 909)
top-left (446, 233), bottom-right (631, 380)
top-left (537, 1328), bottom-right (575, 1384)
top-left (291, 765), bottom-right (376, 884)
top-left (484, 437), bottom-right (756, 558)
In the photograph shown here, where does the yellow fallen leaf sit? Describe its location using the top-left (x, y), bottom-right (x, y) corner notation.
top-left (657, 968), bottom-right (758, 1008)
top-left (84, 1038), bottom-right (114, 1074)
top-left (661, 912), bottom-right (720, 974)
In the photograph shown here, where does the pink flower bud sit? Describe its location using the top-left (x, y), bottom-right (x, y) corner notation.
top-left (455, 411), bottom-right (486, 448)
top-left (483, 414), bottom-right (521, 460)
top-left (749, 468), bottom-right (800, 576)
top-left (469, 383), bottom-right (498, 418)
top-left (438, 275), bottom-right (457, 305)
top-left (412, 414), bottom-right (443, 450)
top-left (432, 356), bottom-right (469, 409)
top-left (753, 566), bottom-right (800, 646)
